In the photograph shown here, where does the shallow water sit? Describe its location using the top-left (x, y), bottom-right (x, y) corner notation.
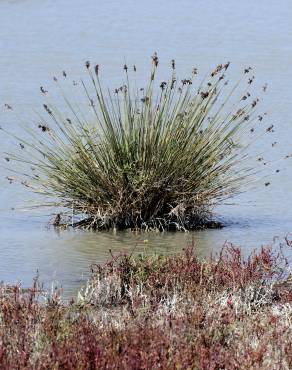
top-left (0, 0), bottom-right (292, 297)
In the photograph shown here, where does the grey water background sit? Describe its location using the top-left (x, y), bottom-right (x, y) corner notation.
top-left (0, 0), bottom-right (292, 297)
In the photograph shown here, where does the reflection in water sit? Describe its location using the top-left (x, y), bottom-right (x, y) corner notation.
top-left (0, 0), bottom-right (292, 297)
top-left (0, 217), bottom-right (288, 299)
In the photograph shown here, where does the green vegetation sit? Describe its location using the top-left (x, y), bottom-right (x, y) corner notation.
top-left (5, 55), bottom-right (266, 230)
top-left (0, 243), bottom-right (291, 369)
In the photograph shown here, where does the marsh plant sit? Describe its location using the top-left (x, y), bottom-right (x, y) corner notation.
top-left (0, 243), bottom-right (291, 369)
top-left (4, 54), bottom-right (271, 230)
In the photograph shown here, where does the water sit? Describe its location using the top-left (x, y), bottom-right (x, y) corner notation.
top-left (0, 0), bottom-right (292, 297)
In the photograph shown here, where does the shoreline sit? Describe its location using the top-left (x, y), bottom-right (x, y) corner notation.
top-left (1, 243), bottom-right (291, 369)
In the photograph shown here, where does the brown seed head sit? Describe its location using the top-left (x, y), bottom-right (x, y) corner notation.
top-left (200, 91), bottom-right (209, 99)
top-left (141, 96), bottom-right (150, 103)
top-left (40, 86), bottom-right (47, 94)
top-left (160, 81), bottom-right (167, 90)
top-left (182, 79), bottom-right (192, 85)
top-left (266, 125), bottom-right (274, 133)
top-left (151, 52), bottom-right (159, 67)
top-left (43, 104), bottom-right (52, 115)
top-left (211, 64), bottom-right (223, 77)
top-left (38, 124), bottom-right (49, 132)
top-left (170, 78), bottom-right (176, 89)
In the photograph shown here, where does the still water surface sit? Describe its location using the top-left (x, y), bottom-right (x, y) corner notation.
top-left (0, 0), bottom-right (292, 297)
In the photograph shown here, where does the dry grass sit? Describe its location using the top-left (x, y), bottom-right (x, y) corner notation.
top-left (0, 242), bottom-right (291, 369)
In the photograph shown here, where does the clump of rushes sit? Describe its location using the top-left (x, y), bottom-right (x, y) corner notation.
top-left (4, 54), bottom-right (270, 230)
